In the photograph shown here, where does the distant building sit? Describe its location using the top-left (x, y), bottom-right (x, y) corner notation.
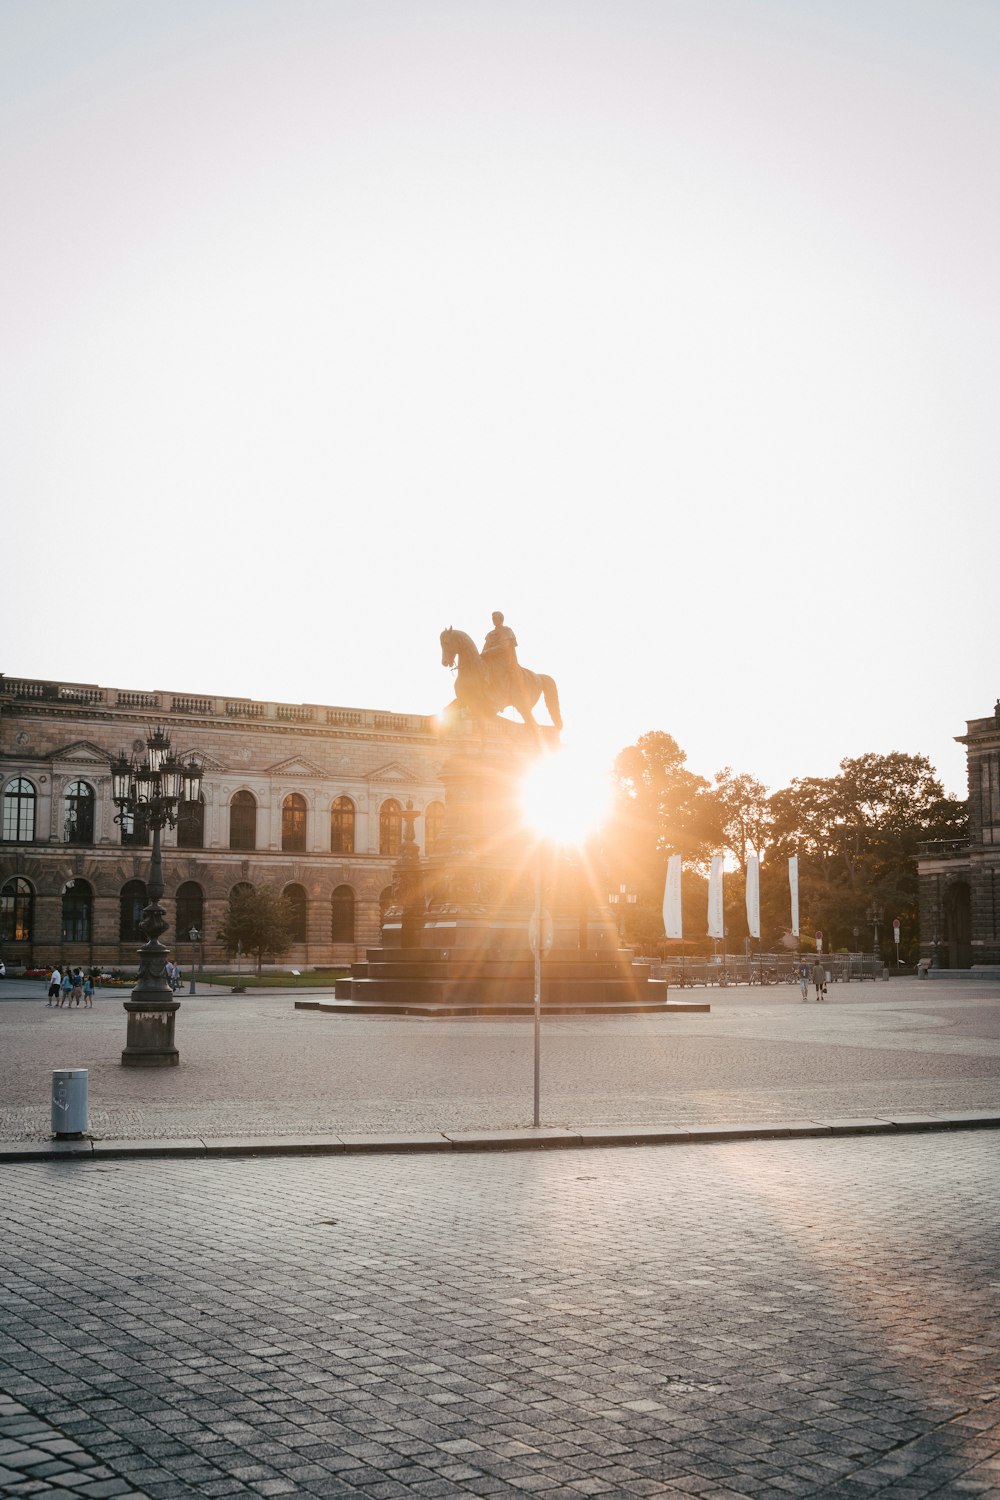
top-left (0, 674), bottom-right (446, 971)
top-left (917, 700), bottom-right (1000, 970)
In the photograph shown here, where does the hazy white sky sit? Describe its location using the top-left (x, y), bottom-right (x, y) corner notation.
top-left (4, 0), bottom-right (997, 798)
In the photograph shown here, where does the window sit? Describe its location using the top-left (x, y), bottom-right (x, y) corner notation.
top-left (379, 798), bottom-right (402, 856)
top-left (282, 793), bottom-right (307, 852)
top-left (0, 878), bottom-right (34, 943)
top-left (230, 791), bottom-right (257, 851)
top-left (284, 884), bottom-right (307, 942)
top-left (119, 880), bottom-right (147, 942)
top-left (331, 885), bottom-right (355, 944)
top-left (120, 806), bottom-right (149, 846)
top-left (62, 880), bottom-right (92, 943)
top-left (330, 795), bottom-right (355, 854)
top-left (177, 795), bottom-right (205, 850)
top-left (64, 781), bottom-right (95, 844)
top-left (424, 800), bottom-right (445, 855)
top-left (3, 779), bottom-right (36, 842)
top-left (175, 881), bottom-right (204, 938)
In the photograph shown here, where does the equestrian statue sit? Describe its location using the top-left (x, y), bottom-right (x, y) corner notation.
top-left (441, 613), bottom-right (562, 731)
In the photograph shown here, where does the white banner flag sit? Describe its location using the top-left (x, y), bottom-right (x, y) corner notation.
top-left (663, 855), bottom-right (683, 939)
top-left (788, 855), bottom-right (799, 937)
top-left (707, 854), bottom-right (725, 939)
top-left (745, 855), bottom-right (760, 940)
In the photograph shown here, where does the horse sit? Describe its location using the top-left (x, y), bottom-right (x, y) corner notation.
top-left (440, 627), bottom-right (562, 731)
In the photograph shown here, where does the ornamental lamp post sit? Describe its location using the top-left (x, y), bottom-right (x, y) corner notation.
top-left (110, 732), bottom-right (203, 1066)
top-left (866, 902), bottom-right (884, 960)
top-left (188, 927), bottom-right (200, 996)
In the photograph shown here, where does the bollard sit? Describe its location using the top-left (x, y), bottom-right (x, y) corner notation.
top-left (51, 1069), bottom-right (88, 1138)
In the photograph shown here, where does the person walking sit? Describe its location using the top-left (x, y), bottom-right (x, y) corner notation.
top-left (59, 969), bottom-right (74, 1007)
top-left (47, 967), bottom-right (62, 1005)
top-left (811, 958), bottom-right (827, 1002)
top-left (82, 972), bottom-right (95, 1008)
top-left (798, 963), bottom-right (809, 1002)
top-left (70, 968), bottom-right (84, 1006)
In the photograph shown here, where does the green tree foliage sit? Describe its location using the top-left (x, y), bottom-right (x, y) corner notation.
top-left (605, 735), bottom-right (968, 961)
top-left (217, 884), bottom-right (295, 976)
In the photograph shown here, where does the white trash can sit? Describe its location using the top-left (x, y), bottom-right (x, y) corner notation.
top-left (51, 1069), bottom-right (88, 1137)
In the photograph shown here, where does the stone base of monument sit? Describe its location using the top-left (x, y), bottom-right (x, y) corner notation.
top-left (299, 704), bottom-right (712, 1018)
top-left (296, 914), bottom-right (710, 1016)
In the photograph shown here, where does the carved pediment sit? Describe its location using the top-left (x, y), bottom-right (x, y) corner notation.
top-left (49, 741), bottom-right (110, 766)
top-left (181, 749), bottom-right (226, 773)
top-left (268, 756), bottom-right (325, 777)
top-left (367, 761), bottom-right (413, 783)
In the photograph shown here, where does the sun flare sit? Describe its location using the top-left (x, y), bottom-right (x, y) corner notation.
top-left (519, 744), bottom-right (614, 848)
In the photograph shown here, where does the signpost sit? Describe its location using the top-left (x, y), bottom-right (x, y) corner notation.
top-left (815, 929), bottom-right (823, 955)
top-left (893, 918), bottom-right (901, 967)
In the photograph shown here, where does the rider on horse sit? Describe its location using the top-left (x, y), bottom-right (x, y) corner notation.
top-left (481, 612), bottom-right (519, 710)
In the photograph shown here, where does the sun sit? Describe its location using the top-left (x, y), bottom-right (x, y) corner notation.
top-left (519, 743), bottom-right (614, 848)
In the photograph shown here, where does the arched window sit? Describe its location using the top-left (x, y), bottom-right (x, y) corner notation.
top-left (0, 878), bottom-right (34, 943)
top-left (62, 879), bottom-right (92, 943)
top-left (175, 881), bottom-right (204, 938)
top-left (330, 795), bottom-right (355, 854)
top-left (231, 881), bottom-right (254, 902)
top-left (424, 800), bottom-right (445, 855)
top-left (379, 798), bottom-right (402, 856)
top-left (230, 791), bottom-right (257, 851)
top-left (119, 880), bottom-right (147, 942)
top-left (284, 883), bottom-right (307, 943)
top-left (3, 778), bottom-right (36, 842)
top-left (331, 885), bottom-right (355, 944)
top-left (177, 794), bottom-right (205, 850)
top-left (282, 793), bottom-right (307, 852)
top-left (64, 781), bottom-right (95, 844)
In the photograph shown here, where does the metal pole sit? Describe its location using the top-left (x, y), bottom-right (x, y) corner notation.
top-left (533, 845), bottom-right (542, 1128)
top-left (188, 928), bottom-right (199, 995)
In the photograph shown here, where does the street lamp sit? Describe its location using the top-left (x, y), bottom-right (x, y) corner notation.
top-left (866, 902), bottom-right (884, 960)
top-left (608, 882), bottom-right (637, 944)
top-left (188, 927), bottom-right (200, 995)
top-left (110, 731), bottom-right (202, 1066)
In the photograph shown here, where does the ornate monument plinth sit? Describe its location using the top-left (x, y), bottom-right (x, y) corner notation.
top-left (313, 649), bottom-right (707, 1016)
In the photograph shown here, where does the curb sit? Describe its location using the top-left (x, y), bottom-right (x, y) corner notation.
top-left (1, 1112), bottom-right (998, 1163)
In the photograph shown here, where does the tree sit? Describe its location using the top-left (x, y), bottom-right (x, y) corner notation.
top-left (710, 768), bottom-right (773, 876)
top-left (217, 884), bottom-right (295, 976)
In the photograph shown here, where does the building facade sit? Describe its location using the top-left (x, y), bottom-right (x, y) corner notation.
top-left (0, 674), bottom-right (446, 972)
top-left (918, 699), bottom-right (1000, 970)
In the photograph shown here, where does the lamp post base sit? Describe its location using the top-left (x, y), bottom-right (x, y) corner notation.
top-left (121, 997), bottom-right (180, 1066)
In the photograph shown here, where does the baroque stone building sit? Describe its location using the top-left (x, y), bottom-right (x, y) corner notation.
top-left (0, 674), bottom-right (446, 971)
top-left (917, 699), bottom-right (1000, 970)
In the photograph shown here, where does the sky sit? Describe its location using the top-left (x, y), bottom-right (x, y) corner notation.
top-left (3, 0), bottom-right (997, 801)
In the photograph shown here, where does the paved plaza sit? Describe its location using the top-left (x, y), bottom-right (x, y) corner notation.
top-left (0, 979), bottom-right (998, 1143)
top-left (1, 978), bottom-right (998, 1498)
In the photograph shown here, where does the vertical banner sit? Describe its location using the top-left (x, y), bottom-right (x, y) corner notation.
top-left (788, 855), bottom-right (800, 937)
top-left (663, 855), bottom-right (683, 939)
top-left (745, 855), bottom-right (761, 940)
top-left (707, 854), bottom-right (725, 939)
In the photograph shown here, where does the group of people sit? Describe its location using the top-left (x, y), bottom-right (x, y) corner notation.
top-left (166, 960), bottom-right (184, 992)
top-left (46, 966), bottom-right (96, 1008)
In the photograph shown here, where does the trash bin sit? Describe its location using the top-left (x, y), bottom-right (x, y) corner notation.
top-left (51, 1069), bottom-right (88, 1137)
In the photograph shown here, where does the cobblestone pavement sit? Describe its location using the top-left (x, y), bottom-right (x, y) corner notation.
top-left (2, 1133), bottom-right (998, 1498)
top-left (0, 980), bottom-right (998, 1142)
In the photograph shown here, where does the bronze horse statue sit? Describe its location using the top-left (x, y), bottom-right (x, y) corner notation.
top-left (440, 627), bottom-right (562, 731)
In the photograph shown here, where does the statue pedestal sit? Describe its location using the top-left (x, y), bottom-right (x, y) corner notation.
top-left (328, 717), bottom-right (708, 1017)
